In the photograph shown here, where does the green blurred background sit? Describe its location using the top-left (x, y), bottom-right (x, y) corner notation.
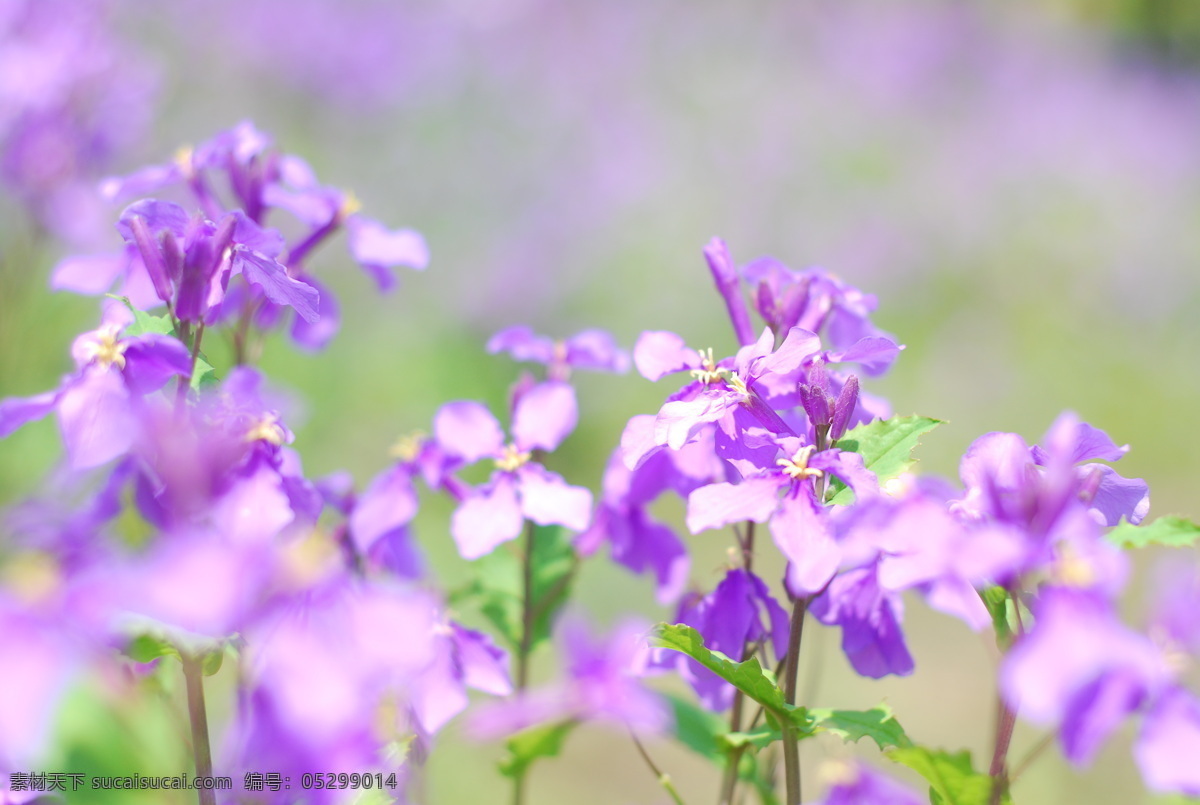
top-left (2, 0), bottom-right (1199, 802)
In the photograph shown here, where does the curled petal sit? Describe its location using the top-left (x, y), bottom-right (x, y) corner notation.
top-left (235, 249), bottom-right (319, 323)
top-left (0, 390), bottom-right (61, 439)
top-left (121, 334), bottom-right (193, 395)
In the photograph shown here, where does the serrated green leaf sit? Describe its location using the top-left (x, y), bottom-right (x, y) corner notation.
top-left (662, 692), bottom-right (728, 762)
top-left (124, 634), bottom-right (180, 664)
top-left (651, 624), bottom-right (788, 717)
top-left (1108, 515), bottom-right (1200, 549)
top-left (887, 747), bottom-right (1008, 805)
top-left (804, 705), bottom-right (911, 751)
top-left (497, 720), bottom-right (577, 779)
top-left (828, 415), bottom-right (943, 505)
top-left (462, 525), bottom-right (577, 651)
top-left (111, 296), bottom-right (176, 338)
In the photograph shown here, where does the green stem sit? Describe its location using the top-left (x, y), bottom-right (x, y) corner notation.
top-left (988, 588), bottom-right (1027, 805)
top-left (512, 520), bottom-right (538, 805)
top-left (781, 596), bottom-right (808, 805)
top-left (630, 729), bottom-right (687, 805)
top-left (181, 655), bottom-right (215, 805)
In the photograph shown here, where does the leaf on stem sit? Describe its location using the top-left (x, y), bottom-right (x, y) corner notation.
top-left (459, 524), bottom-right (577, 650)
top-left (652, 624), bottom-right (789, 717)
top-left (886, 747), bottom-right (1010, 805)
top-left (497, 720), bottom-right (577, 779)
top-left (1107, 515), bottom-right (1200, 549)
top-left (827, 415), bottom-right (943, 505)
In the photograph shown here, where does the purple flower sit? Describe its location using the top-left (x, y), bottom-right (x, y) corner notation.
top-left (487, 325), bottom-right (630, 379)
top-left (578, 414), bottom-right (725, 603)
top-left (653, 569), bottom-right (789, 711)
top-left (472, 617), bottom-right (668, 736)
top-left (0, 310), bottom-right (192, 469)
top-left (410, 620), bottom-right (511, 736)
top-left (435, 383), bottom-right (591, 559)
top-left (1000, 587), bottom-right (1171, 767)
top-left (808, 562), bottom-right (914, 678)
top-left (808, 761), bottom-right (923, 805)
top-left (686, 439), bottom-right (878, 596)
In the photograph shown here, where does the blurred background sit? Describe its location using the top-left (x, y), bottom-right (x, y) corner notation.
top-left (2, 0), bottom-right (1198, 802)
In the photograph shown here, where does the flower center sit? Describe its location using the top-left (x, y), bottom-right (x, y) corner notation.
top-left (79, 325), bottom-right (129, 370)
top-left (245, 413), bottom-right (287, 446)
top-left (777, 445), bottom-right (823, 481)
top-left (338, 190), bottom-right (362, 221)
top-left (389, 431), bottom-right (426, 462)
top-left (1049, 543), bottom-right (1096, 588)
top-left (494, 443), bottom-right (531, 472)
top-left (689, 347), bottom-right (729, 384)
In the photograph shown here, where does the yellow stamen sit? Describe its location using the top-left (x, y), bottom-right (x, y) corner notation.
top-left (338, 190), bottom-right (363, 221)
top-left (495, 443), bottom-right (532, 472)
top-left (280, 529), bottom-right (340, 588)
top-left (725, 372), bottom-right (751, 401)
top-left (1149, 626), bottom-right (1192, 676)
top-left (776, 445), bottom-right (824, 481)
top-left (689, 347), bottom-right (728, 384)
top-left (79, 324), bottom-right (129, 370)
top-left (816, 758), bottom-right (859, 788)
top-left (1050, 543), bottom-right (1096, 588)
top-left (389, 431), bottom-right (426, 462)
top-left (1, 552), bottom-right (60, 603)
top-left (174, 145), bottom-right (196, 179)
top-left (245, 413), bottom-right (287, 446)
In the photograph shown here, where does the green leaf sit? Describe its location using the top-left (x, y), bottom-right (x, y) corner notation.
top-left (804, 705), bottom-right (910, 751)
top-left (461, 524), bottom-right (577, 651)
top-left (201, 648), bottom-right (224, 676)
top-left (1108, 515), bottom-right (1200, 549)
top-left (497, 720), bottom-right (577, 779)
top-left (651, 624), bottom-right (788, 717)
top-left (662, 692), bottom-right (728, 762)
top-left (190, 352), bottom-right (217, 392)
top-left (828, 415), bottom-right (943, 505)
top-left (720, 725), bottom-right (782, 751)
top-left (124, 634), bottom-right (180, 664)
top-left (887, 747), bottom-right (1008, 805)
top-left (981, 587), bottom-right (1013, 645)
top-left (110, 296), bottom-right (176, 338)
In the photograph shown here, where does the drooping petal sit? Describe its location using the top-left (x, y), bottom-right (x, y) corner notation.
top-left (345, 216), bottom-right (430, 291)
top-left (655, 391), bottom-right (730, 451)
top-left (434, 400), bottom-right (505, 463)
top-left (809, 566), bottom-right (914, 678)
top-left (0, 390), bottom-right (61, 439)
top-left (121, 334), bottom-right (193, 395)
top-left (517, 465), bottom-right (592, 532)
top-left (1060, 670), bottom-right (1150, 767)
top-left (289, 275), bottom-right (341, 351)
top-left (512, 381), bottom-right (577, 452)
top-left (1135, 688), bottom-right (1200, 796)
top-left (450, 476), bottom-right (523, 559)
top-left (826, 336), bottom-right (902, 376)
top-left (773, 490), bottom-right (840, 595)
top-left (57, 370), bottom-right (135, 469)
top-left (350, 465), bottom-right (419, 553)
top-left (234, 249), bottom-right (320, 323)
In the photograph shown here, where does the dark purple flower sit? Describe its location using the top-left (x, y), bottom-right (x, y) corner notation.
top-left (809, 562), bottom-right (914, 678)
top-left (654, 569), bottom-right (789, 711)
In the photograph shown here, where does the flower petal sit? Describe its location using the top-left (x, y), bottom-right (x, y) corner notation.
top-left (512, 381), bottom-right (577, 452)
top-left (435, 400), bottom-right (505, 463)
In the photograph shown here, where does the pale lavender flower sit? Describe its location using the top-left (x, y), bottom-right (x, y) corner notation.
top-left (435, 383), bottom-right (591, 558)
top-left (487, 325), bottom-right (629, 380)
